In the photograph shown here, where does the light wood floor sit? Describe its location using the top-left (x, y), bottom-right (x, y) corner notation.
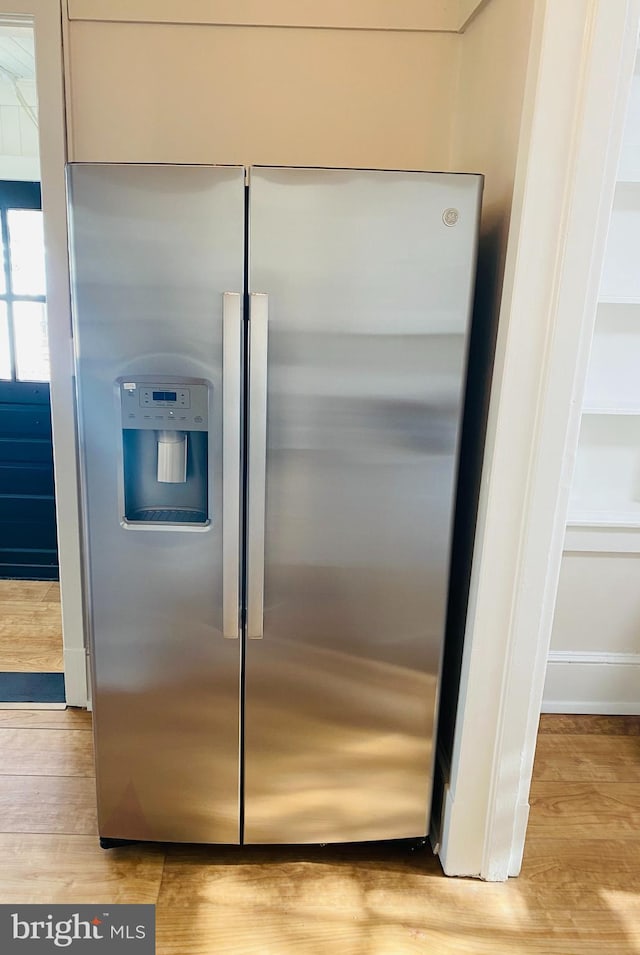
top-left (0, 710), bottom-right (638, 953)
top-left (0, 579), bottom-right (63, 671)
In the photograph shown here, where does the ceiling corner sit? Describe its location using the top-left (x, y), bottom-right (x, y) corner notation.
top-left (458, 0), bottom-right (490, 33)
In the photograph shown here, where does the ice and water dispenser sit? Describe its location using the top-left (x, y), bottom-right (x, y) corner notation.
top-left (119, 378), bottom-right (209, 525)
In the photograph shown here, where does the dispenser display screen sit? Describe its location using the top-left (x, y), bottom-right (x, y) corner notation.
top-left (135, 386), bottom-right (191, 411)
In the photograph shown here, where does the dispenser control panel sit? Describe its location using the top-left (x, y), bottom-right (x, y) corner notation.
top-left (118, 379), bottom-right (209, 431)
top-left (140, 388), bottom-right (190, 409)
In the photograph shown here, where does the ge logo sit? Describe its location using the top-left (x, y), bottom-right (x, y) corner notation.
top-left (442, 208), bottom-right (459, 227)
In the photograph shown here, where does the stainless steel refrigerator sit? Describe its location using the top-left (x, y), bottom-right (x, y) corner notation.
top-left (68, 164), bottom-right (482, 846)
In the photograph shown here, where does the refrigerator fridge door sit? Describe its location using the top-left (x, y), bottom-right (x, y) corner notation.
top-left (68, 164), bottom-right (244, 843)
top-left (245, 167), bottom-right (481, 843)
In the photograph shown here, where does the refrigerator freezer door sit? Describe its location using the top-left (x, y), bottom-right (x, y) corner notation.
top-left (246, 167), bottom-right (481, 843)
top-left (69, 164), bottom-right (244, 843)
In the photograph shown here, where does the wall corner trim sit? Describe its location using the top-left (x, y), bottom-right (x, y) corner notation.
top-left (439, 0), bottom-right (640, 881)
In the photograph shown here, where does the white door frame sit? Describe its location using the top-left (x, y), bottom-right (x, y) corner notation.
top-left (440, 0), bottom-right (640, 879)
top-left (16, 0), bottom-right (640, 864)
top-left (3, 0), bottom-right (87, 706)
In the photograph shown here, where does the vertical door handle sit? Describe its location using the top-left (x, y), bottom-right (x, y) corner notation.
top-left (247, 292), bottom-right (268, 639)
top-left (222, 292), bottom-right (242, 639)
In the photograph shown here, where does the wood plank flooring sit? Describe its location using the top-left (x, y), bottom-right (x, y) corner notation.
top-left (0, 579), bottom-right (63, 672)
top-left (0, 709), bottom-right (638, 953)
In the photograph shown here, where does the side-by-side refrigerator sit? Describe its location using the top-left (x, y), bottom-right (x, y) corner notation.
top-left (67, 165), bottom-right (482, 846)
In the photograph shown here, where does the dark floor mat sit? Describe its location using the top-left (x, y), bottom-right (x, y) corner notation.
top-left (0, 671), bottom-right (65, 703)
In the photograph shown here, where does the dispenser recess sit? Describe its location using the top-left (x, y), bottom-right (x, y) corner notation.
top-left (119, 378), bottom-right (210, 526)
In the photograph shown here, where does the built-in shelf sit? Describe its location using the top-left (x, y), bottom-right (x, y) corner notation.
top-left (582, 406), bottom-right (640, 415)
top-left (617, 54), bottom-right (640, 182)
top-left (583, 303), bottom-right (640, 411)
top-left (599, 183), bottom-right (640, 302)
top-left (564, 524), bottom-right (640, 553)
top-left (567, 512), bottom-right (640, 528)
top-left (553, 46), bottom-right (640, 721)
top-left (569, 415), bottom-right (640, 530)
top-left (563, 50), bottom-right (640, 559)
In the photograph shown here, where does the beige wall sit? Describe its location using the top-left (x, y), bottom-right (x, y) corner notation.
top-left (66, 21), bottom-right (459, 169)
top-left (65, 0), bottom-right (528, 183)
top-left (452, 0), bottom-right (534, 256)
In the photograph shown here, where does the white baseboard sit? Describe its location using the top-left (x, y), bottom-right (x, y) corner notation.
top-left (508, 800), bottom-right (530, 877)
top-left (543, 651), bottom-right (640, 714)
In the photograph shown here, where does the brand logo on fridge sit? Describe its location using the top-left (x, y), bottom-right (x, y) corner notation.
top-left (10, 912), bottom-right (147, 947)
